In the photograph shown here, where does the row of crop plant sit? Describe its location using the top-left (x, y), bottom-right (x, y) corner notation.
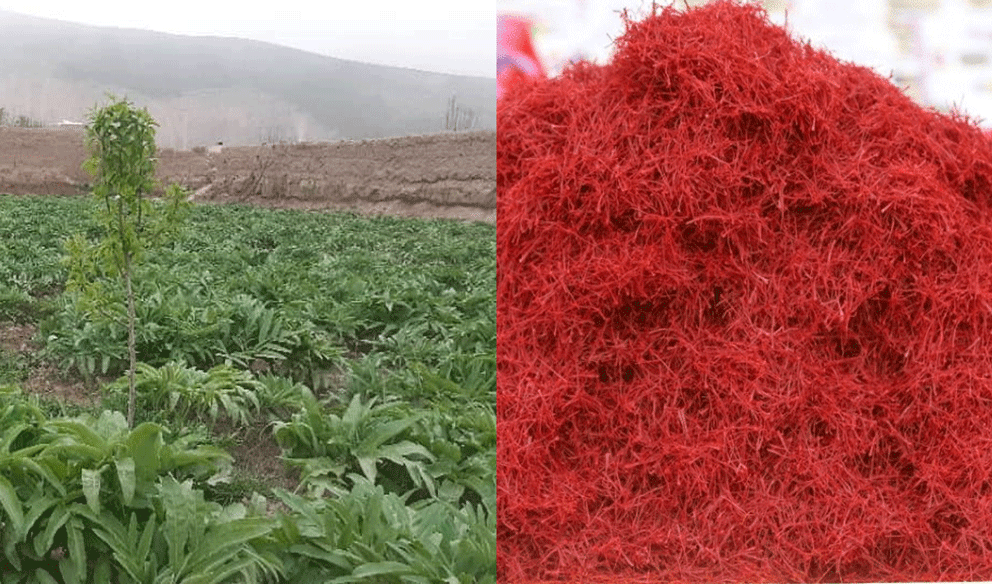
top-left (0, 97), bottom-right (495, 583)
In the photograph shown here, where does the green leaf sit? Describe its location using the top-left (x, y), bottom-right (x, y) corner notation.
top-left (356, 455), bottom-right (378, 484)
top-left (41, 443), bottom-right (104, 462)
top-left (87, 513), bottom-right (144, 583)
top-left (186, 556), bottom-right (255, 584)
top-left (58, 557), bottom-right (83, 584)
top-left (66, 517), bottom-right (86, 582)
top-left (82, 468), bottom-right (101, 515)
top-left (35, 504), bottom-right (70, 558)
top-left (352, 561), bottom-right (413, 578)
top-left (438, 480), bottom-right (465, 503)
top-left (160, 476), bottom-right (195, 571)
top-left (359, 414), bottom-right (424, 452)
top-left (47, 420), bottom-right (109, 452)
top-left (32, 569), bottom-right (59, 584)
top-left (378, 440), bottom-right (435, 465)
top-left (115, 457), bottom-right (136, 507)
top-left (137, 512), bottom-right (156, 566)
top-left (258, 308), bottom-right (273, 346)
top-left (0, 475), bottom-right (24, 539)
top-left (288, 543), bottom-right (354, 570)
top-left (18, 458), bottom-right (66, 496)
top-left (0, 422), bottom-right (32, 454)
top-left (217, 393), bottom-right (236, 422)
top-left (21, 495), bottom-right (58, 541)
top-left (93, 411), bottom-right (128, 440)
top-left (215, 503), bottom-right (246, 524)
top-left (92, 554), bottom-right (113, 584)
top-left (184, 517), bottom-right (275, 574)
top-left (341, 393), bottom-right (370, 429)
top-left (124, 422), bottom-right (163, 483)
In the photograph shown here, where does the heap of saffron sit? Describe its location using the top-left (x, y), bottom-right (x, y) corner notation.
top-left (497, 1), bottom-right (992, 581)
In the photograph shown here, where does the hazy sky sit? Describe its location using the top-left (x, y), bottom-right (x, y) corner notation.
top-left (0, 0), bottom-right (496, 78)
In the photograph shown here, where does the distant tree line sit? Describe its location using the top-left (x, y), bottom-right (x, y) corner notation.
top-left (0, 107), bottom-right (45, 128)
top-left (444, 95), bottom-right (478, 132)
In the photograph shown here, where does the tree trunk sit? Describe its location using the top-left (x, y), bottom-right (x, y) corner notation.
top-left (124, 249), bottom-right (137, 429)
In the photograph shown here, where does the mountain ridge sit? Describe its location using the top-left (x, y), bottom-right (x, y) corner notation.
top-left (0, 9), bottom-right (495, 149)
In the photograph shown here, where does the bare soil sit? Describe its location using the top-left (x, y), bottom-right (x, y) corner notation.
top-left (0, 322), bottom-right (97, 407)
top-left (212, 416), bottom-right (300, 494)
top-left (0, 126), bottom-right (496, 223)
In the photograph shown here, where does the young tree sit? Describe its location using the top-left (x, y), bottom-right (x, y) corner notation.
top-left (71, 95), bottom-right (189, 427)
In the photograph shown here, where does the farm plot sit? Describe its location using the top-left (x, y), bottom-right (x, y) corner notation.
top-left (0, 193), bottom-right (495, 583)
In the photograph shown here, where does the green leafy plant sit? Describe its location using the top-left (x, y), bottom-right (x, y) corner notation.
top-left (215, 294), bottom-right (296, 368)
top-left (0, 193), bottom-right (497, 583)
top-left (255, 373), bottom-right (310, 415)
top-left (273, 391), bottom-right (434, 498)
top-left (105, 361), bottom-right (262, 429)
top-left (0, 285), bottom-right (35, 324)
top-left (40, 410), bottom-right (233, 510)
top-left (66, 95), bottom-right (190, 428)
top-left (271, 477), bottom-right (495, 583)
top-left (83, 476), bottom-right (281, 584)
top-left (0, 350), bottom-right (31, 385)
top-left (0, 389), bottom-right (258, 583)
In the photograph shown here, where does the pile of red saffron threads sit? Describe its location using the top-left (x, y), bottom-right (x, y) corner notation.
top-left (497, 1), bottom-right (992, 582)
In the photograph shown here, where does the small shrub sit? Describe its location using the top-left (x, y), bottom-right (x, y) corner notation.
top-left (105, 361), bottom-right (262, 429)
top-left (0, 286), bottom-right (34, 323)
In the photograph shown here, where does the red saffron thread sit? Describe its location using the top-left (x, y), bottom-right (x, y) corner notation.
top-left (498, 1), bottom-right (992, 582)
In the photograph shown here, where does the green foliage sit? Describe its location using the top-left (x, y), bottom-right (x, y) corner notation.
top-left (0, 350), bottom-right (30, 385)
top-left (46, 279), bottom-right (343, 388)
top-left (69, 95), bottom-right (191, 427)
top-left (0, 378), bottom-right (496, 583)
top-left (85, 476), bottom-right (281, 584)
top-left (7, 192), bottom-right (494, 389)
top-left (268, 362), bottom-right (496, 580)
top-left (254, 374), bottom-right (310, 415)
top-left (0, 194), bottom-right (496, 583)
top-left (43, 200), bottom-right (493, 397)
top-left (0, 286), bottom-right (34, 324)
top-left (105, 362), bottom-right (262, 428)
top-left (39, 410), bottom-right (233, 510)
top-left (0, 389), bottom-right (267, 583)
top-left (82, 98), bottom-right (156, 208)
top-left (274, 366), bottom-right (495, 505)
top-left (271, 478), bottom-right (495, 583)
top-left (0, 195), bottom-right (85, 299)
top-left (75, 97), bottom-right (189, 279)
top-left (273, 392), bottom-right (435, 498)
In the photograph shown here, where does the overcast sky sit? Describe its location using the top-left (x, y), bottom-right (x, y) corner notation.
top-left (0, 0), bottom-right (496, 78)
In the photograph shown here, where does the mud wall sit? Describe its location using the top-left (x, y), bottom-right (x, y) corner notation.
top-left (0, 127), bottom-right (496, 223)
